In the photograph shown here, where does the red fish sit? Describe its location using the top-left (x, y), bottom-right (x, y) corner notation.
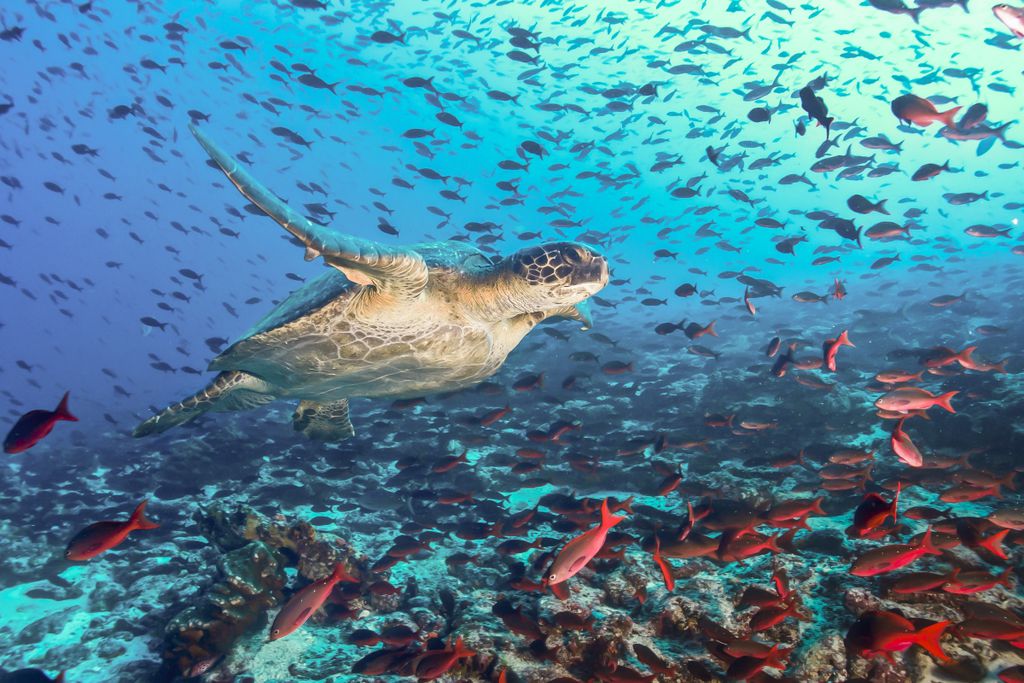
top-left (544, 499), bottom-right (625, 585)
top-left (2, 671), bottom-right (65, 683)
top-left (845, 610), bottom-right (951, 662)
top-left (1000, 665), bottom-right (1024, 683)
top-left (478, 405), bottom-right (511, 426)
top-left (891, 94), bottom-right (961, 128)
top-left (652, 536), bottom-right (675, 591)
top-left (413, 636), bottom-right (475, 680)
top-left (852, 482), bottom-right (900, 536)
top-left (850, 528), bottom-right (941, 576)
top-left (832, 278), bottom-right (846, 300)
top-left (891, 419), bottom-right (923, 467)
top-left (512, 372), bottom-right (543, 391)
top-left (65, 499), bottom-right (159, 561)
top-left (875, 387), bottom-right (957, 414)
top-left (822, 330), bottom-right (853, 372)
top-left (749, 602), bottom-right (806, 632)
top-left (875, 369), bottom-right (923, 384)
top-left (724, 643), bottom-right (787, 681)
top-left (939, 483), bottom-right (1002, 503)
top-left (4, 391), bottom-right (77, 454)
top-left (432, 450), bottom-right (468, 473)
top-left (942, 567), bottom-right (1013, 595)
top-left (269, 562), bottom-right (358, 640)
top-left (922, 345), bottom-right (975, 368)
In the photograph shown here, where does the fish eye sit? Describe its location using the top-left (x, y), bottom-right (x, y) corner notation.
top-left (548, 573), bottom-right (557, 580)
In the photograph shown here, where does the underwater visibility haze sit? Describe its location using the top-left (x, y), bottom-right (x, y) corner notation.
top-left (1, 0), bottom-right (1024, 681)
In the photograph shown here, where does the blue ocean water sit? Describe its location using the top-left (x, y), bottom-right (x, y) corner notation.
top-left (1, 0), bottom-right (1022, 681)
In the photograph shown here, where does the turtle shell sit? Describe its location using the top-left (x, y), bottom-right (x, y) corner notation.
top-left (235, 240), bottom-right (494, 341)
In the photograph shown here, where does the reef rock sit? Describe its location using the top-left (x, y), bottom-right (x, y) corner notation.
top-left (159, 503), bottom-right (370, 680)
top-left (160, 540), bottom-right (284, 680)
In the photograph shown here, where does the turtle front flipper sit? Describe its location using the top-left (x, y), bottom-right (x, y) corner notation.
top-left (189, 124), bottom-right (428, 299)
top-left (292, 399), bottom-right (355, 441)
top-left (132, 371), bottom-right (276, 437)
top-left (548, 301), bottom-right (594, 330)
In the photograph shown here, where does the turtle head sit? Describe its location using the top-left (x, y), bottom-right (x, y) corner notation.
top-left (509, 242), bottom-right (608, 300)
top-left (475, 242), bottom-right (608, 321)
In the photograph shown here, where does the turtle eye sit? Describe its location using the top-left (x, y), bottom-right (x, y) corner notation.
top-left (564, 247), bottom-right (583, 264)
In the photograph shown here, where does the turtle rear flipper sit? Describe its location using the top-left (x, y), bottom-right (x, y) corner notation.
top-left (132, 371), bottom-right (276, 437)
top-left (292, 399), bottom-right (355, 441)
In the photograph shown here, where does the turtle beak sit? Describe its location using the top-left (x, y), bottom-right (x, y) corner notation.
top-left (571, 252), bottom-right (608, 292)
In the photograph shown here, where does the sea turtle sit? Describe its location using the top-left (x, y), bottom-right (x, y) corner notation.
top-left (133, 125), bottom-right (609, 441)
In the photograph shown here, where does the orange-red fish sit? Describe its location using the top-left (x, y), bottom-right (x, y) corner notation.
top-left (891, 94), bottom-right (960, 128)
top-left (269, 562), bottom-right (358, 640)
top-left (545, 499), bottom-right (625, 585)
top-left (850, 528), bottom-right (940, 576)
top-left (852, 482), bottom-right (900, 536)
top-left (822, 330), bottom-right (853, 371)
top-left (4, 391), bottom-right (77, 454)
top-left (891, 419), bottom-right (923, 467)
top-left (875, 387), bottom-right (957, 414)
top-left (845, 610), bottom-right (951, 662)
top-left (652, 536), bottom-right (675, 591)
top-left (65, 500), bottom-right (159, 561)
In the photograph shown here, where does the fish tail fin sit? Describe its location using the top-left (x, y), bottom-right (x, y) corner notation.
top-left (939, 106), bottom-right (962, 128)
top-left (998, 566), bottom-right (1014, 588)
top-left (600, 498), bottom-right (626, 530)
top-left (452, 635), bottom-right (475, 659)
top-left (839, 329), bottom-right (854, 347)
top-left (330, 562), bottom-right (357, 583)
top-left (707, 320), bottom-right (718, 337)
top-left (772, 570), bottom-right (790, 599)
top-left (1001, 470), bottom-right (1017, 491)
top-left (130, 499), bottom-right (160, 530)
top-left (776, 529), bottom-right (796, 552)
top-left (958, 346), bottom-right (977, 366)
top-left (55, 391), bottom-right (78, 422)
top-left (620, 495), bottom-right (636, 514)
top-left (919, 527), bottom-right (941, 556)
top-left (909, 8), bottom-right (922, 23)
top-left (935, 390), bottom-right (958, 413)
top-left (980, 529), bottom-right (1009, 560)
top-left (811, 496), bottom-right (826, 516)
top-left (913, 621), bottom-right (951, 662)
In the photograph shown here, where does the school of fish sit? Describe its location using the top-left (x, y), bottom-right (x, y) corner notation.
top-left (1, 0), bottom-right (1023, 682)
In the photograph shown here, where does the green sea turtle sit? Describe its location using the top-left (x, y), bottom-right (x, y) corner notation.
top-left (133, 125), bottom-right (608, 441)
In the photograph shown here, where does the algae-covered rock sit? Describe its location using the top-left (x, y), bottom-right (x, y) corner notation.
top-left (159, 504), bottom-right (372, 680)
top-left (160, 540), bottom-right (285, 680)
top-left (796, 632), bottom-right (846, 682)
top-left (195, 502), bottom-right (368, 583)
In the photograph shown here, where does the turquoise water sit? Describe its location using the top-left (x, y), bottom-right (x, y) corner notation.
top-left (1, 0), bottom-right (1022, 681)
